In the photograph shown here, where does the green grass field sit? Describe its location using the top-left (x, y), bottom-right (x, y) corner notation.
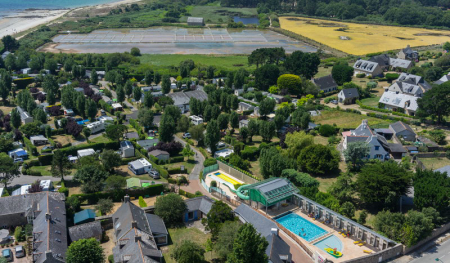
top-left (313, 109), bottom-right (393, 129)
top-left (419, 157), bottom-right (450, 170)
top-left (360, 97), bottom-right (380, 108)
top-left (180, 5), bottom-right (257, 24)
top-left (139, 54), bottom-right (254, 72)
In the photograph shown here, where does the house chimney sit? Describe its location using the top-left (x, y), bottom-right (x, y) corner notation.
top-left (124, 195), bottom-right (130, 203)
top-left (45, 213), bottom-right (51, 221)
top-left (45, 250), bottom-right (53, 260)
top-left (131, 220), bottom-right (137, 229)
top-left (135, 235), bottom-right (141, 242)
top-left (271, 228), bottom-right (279, 236)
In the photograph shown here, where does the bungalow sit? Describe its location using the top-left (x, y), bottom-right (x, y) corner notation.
top-left (397, 45), bottom-right (419, 61)
top-left (16, 106), bottom-right (33, 124)
top-left (267, 94), bottom-right (284, 104)
top-left (30, 135), bottom-right (49, 146)
top-left (128, 158), bottom-right (152, 175)
top-left (148, 150), bottom-right (170, 161)
top-left (69, 221), bottom-right (103, 243)
top-left (64, 108), bottom-right (74, 116)
top-left (389, 121), bottom-right (416, 141)
top-left (77, 148), bottom-right (96, 159)
top-left (86, 121), bottom-right (105, 134)
top-left (112, 103), bottom-right (123, 112)
top-left (239, 119), bottom-right (249, 129)
top-left (187, 16), bottom-right (205, 26)
top-left (120, 140), bottom-right (135, 158)
top-left (338, 88), bottom-right (359, 105)
top-left (137, 139), bottom-right (159, 151)
top-left (73, 209), bottom-right (96, 225)
top-left (312, 75), bottom-right (338, 93)
top-left (238, 102), bottom-right (254, 112)
top-left (189, 115), bottom-right (203, 125)
top-left (353, 59), bottom-right (383, 77)
top-left (184, 196), bottom-right (214, 222)
top-left (8, 148), bottom-right (28, 160)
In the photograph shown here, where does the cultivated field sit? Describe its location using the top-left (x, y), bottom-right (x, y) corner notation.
top-left (279, 17), bottom-right (450, 55)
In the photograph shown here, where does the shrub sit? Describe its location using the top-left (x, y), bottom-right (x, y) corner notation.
top-left (385, 73), bottom-right (399, 82)
top-left (356, 73), bottom-right (366, 78)
top-left (170, 156), bottom-right (184, 163)
top-left (108, 255), bottom-right (114, 263)
top-left (210, 180), bottom-right (217, 187)
top-left (24, 137), bottom-right (38, 156)
top-left (14, 226), bottom-right (24, 242)
top-left (240, 146), bottom-right (259, 160)
top-left (203, 158), bottom-right (217, 167)
top-left (58, 183), bottom-right (69, 197)
top-left (138, 196), bottom-right (147, 208)
top-left (177, 175), bottom-right (188, 185)
top-left (168, 178), bottom-right (177, 184)
top-left (319, 124), bottom-right (336, 137)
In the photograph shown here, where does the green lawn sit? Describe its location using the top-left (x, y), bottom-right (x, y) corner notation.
top-left (139, 54), bottom-right (255, 72)
top-left (313, 109), bottom-right (393, 129)
top-left (419, 157), bottom-right (450, 170)
top-left (89, 135), bottom-right (111, 144)
top-left (360, 97), bottom-right (380, 108)
top-left (162, 159), bottom-right (196, 175)
top-left (29, 165), bottom-right (76, 176)
top-left (180, 5), bottom-right (257, 24)
top-left (163, 227), bottom-right (216, 263)
top-left (315, 66), bottom-right (332, 78)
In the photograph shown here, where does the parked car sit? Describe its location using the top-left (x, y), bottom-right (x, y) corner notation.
top-left (15, 246), bottom-right (25, 258)
top-left (149, 169), bottom-right (160, 179)
top-left (2, 248), bottom-right (13, 262)
top-left (331, 100), bottom-right (338, 105)
top-left (182, 133), bottom-right (191, 139)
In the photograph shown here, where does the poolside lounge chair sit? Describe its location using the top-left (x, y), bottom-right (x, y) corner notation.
top-left (358, 242), bottom-right (366, 247)
top-left (363, 250), bottom-right (372, 254)
top-left (353, 240), bottom-right (360, 244)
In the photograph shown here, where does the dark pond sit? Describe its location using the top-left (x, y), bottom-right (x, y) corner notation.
top-left (233, 16), bottom-right (259, 25)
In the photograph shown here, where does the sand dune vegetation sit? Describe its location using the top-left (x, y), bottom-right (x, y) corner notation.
top-left (280, 17), bottom-right (450, 55)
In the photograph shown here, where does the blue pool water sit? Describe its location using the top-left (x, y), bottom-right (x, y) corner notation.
top-left (275, 213), bottom-right (328, 242)
top-left (314, 235), bottom-right (343, 252)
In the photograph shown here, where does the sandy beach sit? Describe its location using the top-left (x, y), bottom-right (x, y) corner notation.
top-left (0, 0), bottom-right (141, 39)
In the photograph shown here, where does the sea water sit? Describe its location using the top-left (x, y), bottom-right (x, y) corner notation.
top-left (0, 0), bottom-right (121, 17)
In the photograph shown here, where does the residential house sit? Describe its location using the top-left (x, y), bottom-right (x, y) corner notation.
top-left (69, 221), bottom-right (103, 243)
top-left (148, 150), bottom-right (170, 162)
top-left (342, 120), bottom-right (390, 161)
top-left (112, 195), bottom-right (166, 263)
top-left (238, 102), bottom-right (254, 112)
top-left (189, 115), bottom-right (203, 125)
top-left (338, 88), bottom-right (359, 104)
top-left (389, 121), bottom-right (416, 141)
top-left (120, 141), bottom-right (135, 158)
top-left (73, 209), bottom-right (96, 225)
top-left (8, 148), bottom-right (28, 160)
top-left (312, 75), bottom-right (338, 93)
top-left (183, 196), bottom-right (214, 222)
top-left (30, 135), bottom-right (49, 146)
top-left (353, 59), bottom-right (383, 77)
top-left (77, 148), bottom-right (96, 158)
top-left (128, 158), bottom-right (152, 175)
top-left (86, 121), bottom-right (105, 134)
top-left (389, 58), bottom-right (413, 71)
top-left (253, 106), bottom-right (260, 117)
top-left (369, 54), bottom-right (391, 71)
top-left (434, 74), bottom-right (450, 85)
top-left (112, 103), bottom-right (123, 112)
top-left (397, 45), bottom-right (419, 61)
top-left (239, 119), bottom-right (249, 129)
top-left (167, 90), bottom-right (208, 113)
top-left (137, 139), bottom-right (159, 151)
top-left (187, 17), bottom-right (205, 26)
top-left (16, 106), bottom-right (33, 124)
top-left (234, 204), bottom-right (292, 263)
top-left (125, 131), bottom-right (139, 140)
top-left (145, 214), bottom-right (169, 245)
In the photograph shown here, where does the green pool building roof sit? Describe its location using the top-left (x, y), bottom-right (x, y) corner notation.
top-left (247, 177), bottom-right (299, 206)
top-left (127, 177), bottom-right (141, 189)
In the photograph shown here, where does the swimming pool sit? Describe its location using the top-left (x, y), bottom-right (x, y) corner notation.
top-left (275, 213), bottom-right (328, 242)
top-left (314, 235), bottom-right (343, 253)
top-left (213, 172), bottom-right (241, 185)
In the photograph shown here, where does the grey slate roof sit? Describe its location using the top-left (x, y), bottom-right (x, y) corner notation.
top-left (390, 121), bottom-right (415, 134)
top-left (352, 120), bottom-right (374, 136)
top-left (340, 88), bottom-right (359, 99)
top-left (137, 139), bottom-right (159, 150)
top-left (148, 150), bottom-right (169, 157)
top-left (353, 59), bottom-right (379, 73)
top-left (33, 192), bottom-right (68, 263)
top-left (185, 90), bottom-right (208, 101)
top-left (312, 75), bottom-right (338, 91)
top-left (369, 54), bottom-right (390, 68)
top-left (234, 204), bottom-right (277, 239)
top-left (113, 199), bottom-right (152, 240)
top-left (346, 136), bottom-right (369, 143)
top-left (388, 143), bottom-right (407, 153)
top-left (267, 233), bottom-right (292, 263)
top-left (125, 132), bottom-right (139, 139)
top-left (185, 196), bottom-right (214, 214)
top-left (167, 90), bottom-right (208, 106)
top-left (434, 165), bottom-right (450, 176)
top-left (146, 214), bottom-right (168, 235)
top-left (434, 74), bottom-right (450, 85)
top-left (69, 221), bottom-right (103, 242)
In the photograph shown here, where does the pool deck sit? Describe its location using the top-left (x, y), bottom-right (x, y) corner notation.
top-left (204, 170), bottom-right (243, 201)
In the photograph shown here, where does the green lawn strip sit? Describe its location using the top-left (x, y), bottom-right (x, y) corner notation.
top-left (163, 227), bottom-right (215, 263)
top-left (360, 97), bottom-right (380, 108)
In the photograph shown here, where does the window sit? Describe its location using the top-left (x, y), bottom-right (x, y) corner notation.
top-left (375, 154), bottom-right (383, 159)
top-left (375, 146), bottom-right (380, 150)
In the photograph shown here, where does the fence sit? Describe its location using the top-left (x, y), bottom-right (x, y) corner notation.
top-left (202, 164), bottom-right (219, 179)
top-left (217, 161), bottom-right (259, 184)
top-left (210, 187), bottom-right (242, 207)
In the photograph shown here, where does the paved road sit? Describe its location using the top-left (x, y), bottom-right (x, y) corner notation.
top-left (409, 237), bottom-right (450, 263)
top-left (173, 136), bottom-right (204, 180)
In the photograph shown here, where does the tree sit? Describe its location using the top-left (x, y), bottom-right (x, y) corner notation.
top-left (328, 173), bottom-right (355, 203)
top-left (133, 86), bottom-right (142, 102)
top-left (130, 47), bottom-right (141, 56)
top-left (171, 240), bottom-right (205, 263)
top-left (318, 124), bottom-right (335, 137)
top-left (417, 82), bottom-right (450, 124)
top-left (229, 112), bottom-right (239, 130)
top-left (142, 92), bottom-right (154, 108)
top-left (144, 70), bottom-right (154, 85)
top-left (116, 85), bottom-right (125, 103)
top-left (234, 68), bottom-right (247, 89)
top-left (414, 169), bottom-right (450, 215)
top-left (343, 141), bottom-right (370, 170)
top-left (284, 51), bottom-right (320, 79)
top-left (74, 166), bottom-right (109, 193)
top-left (161, 75), bottom-right (171, 94)
top-left (358, 210), bottom-right (368, 224)
top-left (177, 115), bottom-right (190, 133)
top-left (340, 201), bottom-right (356, 218)
top-left (259, 121), bottom-right (276, 142)
top-left (332, 61), bottom-right (354, 85)
top-left (205, 120), bottom-right (220, 154)
top-left (444, 41), bottom-right (450, 51)
top-left (101, 150), bottom-right (121, 173)
top-left (0, 153), bottom-right (19, 188)
top-left (104, 175), bottom-right (126, 192)
top-left (189, 125), bottom-right (205, 146)
top-left (154, 193), bottom-right (187, 227)
top-left (356, 161), bottom-right (412, 208)
top-left (91, 70), bottom-right (98, 85)
top-left (284, 131), bottom-right (314, 159)
top-left (86, 99), bottom-right (97, 121)
top-left (82, 127), bottom-right (91, 142)
top-left (207, 66), bottom-right (215, 79)
top-left (10, 108), bottom-right (21, 129)
top-left (239, 126), bottom-right (249, 142)
top-left (258, 98), bottom-right (276, 117)
top-left (28, 180), bottom-right (43, 193)
top-left (96, 198), bottom-right (114, 215)
top-left (124, 81), bottom-right (133, 98)
top-left (44, 59), bottom-right (57, 74)
top-left (154, 71), bottom-right (161, 84)
top-left (280, 169), bottom-right (319, 188)
top-left (105, 124), bottom-right (127, 143)
top-left (66, 238), bottom-right (105, 263)
top-left (215, 221), bottom-right (241, 259)
top-left (181, 144), bottom-right (195, 161)
top-left (298, 144), bottom-right (339, 175)
top-left (277, 74), bottom-right (302, 95)
top-left (247, 119), bottom-right (259, 142)
top-left (66, 196), bottom-right (81, 212)
top-left (159, 114), bottom-right (175, 142)
top-left (227, 223), bottom-right (269, 263)
top-left (66, 120), bottom-right (83, 138)
top-left (1, 35), bottom-right (19, 51)
top-left (254, 64), bottom-right (280, 91)
top-left (138, 109), bottom-right (154, 129)
top-left (51, 150), bottom-right (71, 182)
top-left (202, 201), bottom-right (235, 239)
top-left (218, 113), bottom-right (229, 131)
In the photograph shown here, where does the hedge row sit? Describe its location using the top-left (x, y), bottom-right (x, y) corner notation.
top-left (23, 137), bottom-right (38, 156)
top-left (129, 119), bottom-right (146, 139)
top-left (366, 112), bottom-right (412, 124)
top-left (99, 100), bottom-right (114, 114)
top-left (168, 167), bottom-right (187, 174)
top-left (71, 184), bottom-right (164, 204)
top-left (170, 156), bottom-right (184, 163)
top-left (179, 189), bottom-right (202, 198)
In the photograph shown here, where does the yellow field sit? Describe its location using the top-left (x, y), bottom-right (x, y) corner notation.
top-left (279, 17), bottom-right (450, 55)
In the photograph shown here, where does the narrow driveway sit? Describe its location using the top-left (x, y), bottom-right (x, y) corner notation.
top-left (173, 136), bottom-right (205, 180)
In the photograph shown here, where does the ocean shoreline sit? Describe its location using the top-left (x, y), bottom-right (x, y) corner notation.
top-left (0, 0), bottom-right (141, 40)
